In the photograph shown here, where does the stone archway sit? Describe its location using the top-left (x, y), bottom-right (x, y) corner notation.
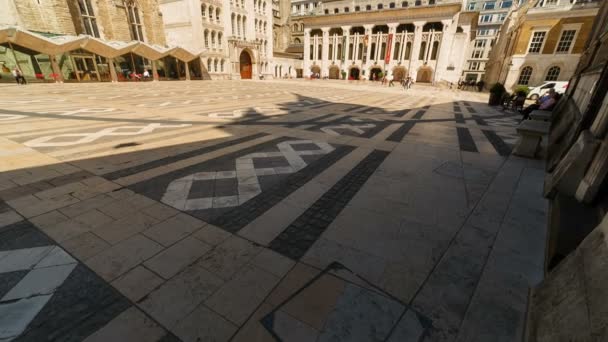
top-left (416, 67), bottom-right (432, 83)
top-left (370, 67), bottom-right (383, 81)
top-left (393, 66), bottom-right (407, 82)
top-left (349, 67), bottom-right (360, 80)
top-left (311, 65), bottom-right (321, 77)
top-left (239, 50), bottom-right (253, 79)
top-left (329, 65), bottom-right (340, 79)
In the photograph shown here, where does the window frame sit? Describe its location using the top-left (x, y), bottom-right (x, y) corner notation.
top-left (517, 66), bottom-right (533, 85)
top-left (483, 1), bottom-right (496, 9)
top-left (125, 1), bottom-right (145, 42)
top-left (468, 2), bottom-right (476, 10)
top-left (545, 67), bottom-right (561, 81)
top-left (554, 26), bottom-right (579, 54)
top-left (527, 30), bottom-right (548, 54)
top-left (77, 0), bottom-right (100, 37)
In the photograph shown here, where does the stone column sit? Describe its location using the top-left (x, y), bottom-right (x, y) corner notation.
top-left (185, 61), bottom-right (191, 80)
top-left (342, 26), bottom-right (351, 71)
top-left (434, 19), bottom-right (455, 84)
top-left (304, 28), bottom-right (311, 77)
top-left (107, 58), bottom-right (117, 83)
top-left (152, 59), bottom-right (160, 81)
top-left (321, 27), bottom-right (330, 77)
top-left (410, 21), bottom-right (426, 79)
top-left (49, 55), bottom-right (64, 83)
top-left (387, 23), bottom-right (399, 73)
top-left (364, 24), bottom-right (374, 70)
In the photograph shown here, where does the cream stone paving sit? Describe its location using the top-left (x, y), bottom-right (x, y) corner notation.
top-left (0, 80), bottom-right (546, 341)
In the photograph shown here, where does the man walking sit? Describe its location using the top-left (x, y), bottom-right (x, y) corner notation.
top-left (388, 74), bottom-right (394, 87)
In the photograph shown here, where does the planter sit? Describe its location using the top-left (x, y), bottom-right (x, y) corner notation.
top-left (489, 92), bottom-right (503, 106)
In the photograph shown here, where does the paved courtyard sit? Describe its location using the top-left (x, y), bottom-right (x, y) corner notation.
top-left (0, 80), bottom-right (546, 342)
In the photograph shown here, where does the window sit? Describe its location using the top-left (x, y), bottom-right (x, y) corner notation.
top-left (125, 1), bottom-right (144, 41)
top-left (483, 1), bottom-right (495, 9)
top-left (344, 7), bottom-right (349, 12)
top-left (430, 41), bottom-right (439, 59)
top-left (556, 29), bottom-right (576, 53)
top-left (545, 66), bottom-right (560, 81)
top-left (468, 2), bottom-right (476, 10)
top-left (429, 0), bottom-right (435, 4)
top-left (355, 5), bottom-right (360, 11)
top-left (201, 4), bottom-right (206, 18)
top-left (366, 5), bottom-right (372, 10)
top-left (77, 0), bottom-right (100, 37)
top-left (324, 9), bottom-right (329, 14)
top-left (543, 0), bottom-right (558, 5)
top-left (474, 39), bottom-right (486, 48)
top-left (471, 50), bottom-right (483, 58)
top-left (377, 4), bottom-right (383, 9)
top-left (415, 0), bottom-right (421, 5)
top-left (469, 61), bottom-right (480, 70)
top-left (334, 8), bottom-right (339, 13)
top-left (477, 29), bottom-right (488, 36)
top-left (480, 15), bottom-right (492, 23)
top-left (528, 31), bottom-right (546, 53)
top-left (296, 5), bottom-right (300, 10)
top-left (390, 2), bottom-right (396, 7)
top-left (419, 41), bottom-right (426, 59)
top-left (501, 0), bottom-right (512, 7)
top-left (498, 13), bottom-right (506, 21)
top-left (402, 1), bottom-right (408, 6)
top-left (518, 66), bottom-right (533, 85)
top-left (216, 8), bottom-right (220, 22)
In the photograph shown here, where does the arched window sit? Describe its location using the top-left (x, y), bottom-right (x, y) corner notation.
top-left (231, 14), bottom-right (235, 33)
top-left (429, 0), bottom-right (436, 4)
top-left (243, 16), bottom-right (247, 35)
top-left (337, 44), bottom-right (342, 59)
top-left (415, 0), bottom-right (421, 5)
top-left (293, 23), bottom-right (298, 31)
top-left (404, 42), bottom-right (412, 59)
top-left (358, 43), bottom-right (363, 59)
top-left (237, 15), bottom-right (241, 36)
top-left (318, 44), bottom-right (322, 60)
top-left (348, 43), bottom-right (354, 59)
top-left (216, 8), bottom-right (220, 21)
top-left (380, 42), bottom-right (386, 59)
top-left (390, 2), bottom-right (396, 7)
top-left (294, 37), bottom-right (301, 43)
top-left (329, 44), bottom-right (333, 59)
top-left (204, 30), bottom-right (209, 47)
top-left (334, 8), bottom-right (339, 13)
top-left (211, 31), bottom-right (216, 47)
top-left (344, 7), bottom-right (349, 12)
top-left (402, 1), bottom-right (408, 6)
top-left (419, 41), bottom-right (426, 60)
top-left (377, 4), bottom-right (383, 9)
top-left (214, 59), bottom-right (218, 72)
top-left (430, 41), bottom-right (439, 60)
top-left (394, 42), bottom-right (401, 60)
top-left (545, 66), bottom-right (560, 81)
top-left (366, 4), bottom-right (372, 10)
top-left (218, 32), bottom-right (222, 47)
top-left (221, 60), bottom-right (225, 72)
top-left (201, 4), bottom-right (206, 18)
top-left (310, 45), bottom-right (314, 59)
top-left (370, 43), bottom-right (376, 60)
top-left (518, 66), bottom-right (533, 85)
top-left (207, 58), bottom-right (212, 72)
top-left (300, 23), bottom-right (304, 31)
top-left (208, 6), bottom-right (214, 21)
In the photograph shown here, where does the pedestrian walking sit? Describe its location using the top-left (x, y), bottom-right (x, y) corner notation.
top-left (388, 74), bottom-right (394, 87)
top-left (12, 67), bottom-right (26, 85)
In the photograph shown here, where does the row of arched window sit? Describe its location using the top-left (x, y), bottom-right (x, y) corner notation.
top-left (201, 4), bottom-right (221, 23)
top-left (256, 38), bottom-right (269, 56)
top-left (252, 0), bottom-right (267, 13)
top-left (231, 14), bottom-right (247, 37)
top-left (254, 18), bottom-right (268, 34)
top-left (309, 40), bottom-right (438, 61)
top-left (292, 23), bottom-right (304, 32)
top-left (517, 66), bottom-right (561, 85)
top-left (207, 58), bottom-right (226, 73)
top-left (230, 0), bottom-right (246, 8)
top-left (324, 1), bottom-right (429, 14)
top-left (204, 29), bottom-right (223, 49)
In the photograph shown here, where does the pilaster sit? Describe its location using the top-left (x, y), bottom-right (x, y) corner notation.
top-left (410, 21), bottom-right (426, 78)
top-left (321, 27), bottom-right (330, 76)
top-left (304, 28), bottom-right (311, 77)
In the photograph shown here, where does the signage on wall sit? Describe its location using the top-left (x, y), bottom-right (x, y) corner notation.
top-left (385, 34), bottom-right (393, 64)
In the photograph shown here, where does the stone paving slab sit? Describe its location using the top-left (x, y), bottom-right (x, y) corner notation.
top-left (0, 81), bottom-right (545, 341)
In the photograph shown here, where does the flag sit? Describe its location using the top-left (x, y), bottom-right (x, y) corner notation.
top-left (385, 34), bottom-right (393, 64)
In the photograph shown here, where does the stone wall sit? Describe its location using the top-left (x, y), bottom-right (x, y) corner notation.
top-left (8, 0), bottom-right (78, 35)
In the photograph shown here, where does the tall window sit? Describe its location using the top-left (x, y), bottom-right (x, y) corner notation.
top-left (556, 30), bottom-right (576, 53)
top-left (125, 1), bottom-right (144, 41)
top-left (201, 4), bottom-right (206, 18)
top-left (355, 6), bottom-right (360, 11)
top-left (377, 4), bottom-right (383, 9)
top-left (404, 42), bottom-right (411, 59)
top-left (480, 14), bottom-right (492, 23)
top-left (366, 4), bottom-right (372, 10)
top-left (528, 31), bottom-right (546, 53)
top-left (545, 66), bottom-right (560, 81)
top-left (419, 41), bottom-right (426, 60)
top-left (483, 1), bottom-right (495, 9)
top-left (430, 41), bottom-right (439, 60)
top-left (501, 0), bottom-right (512, 7)
top-left (402, 1), bottom-right (408, 6)
top-left (518, 66), bottom-right (533, 85)
top-left (394, 42), bottom-right (400, 59)
top-left (390, 2), bottom-right (396, 8)
top-left (78, 0), bottom-right (100, 37)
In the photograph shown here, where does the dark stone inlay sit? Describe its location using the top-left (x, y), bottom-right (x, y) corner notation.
top-left (285, 113), bottom-right (336, 128)
top-left (386, 122), bottom-right (416, 142)
top-left (16, 264), bottom-right (132, 342)
top-left (0, 270), bottom-right (28, 299)
top-left (482, 130), bottom-right (513, 156)
top-left (466, 106), bottom-right (477, 113)
top-left (0, 220), bottom-right (53, 251)
top-left (412, 110), bottom-right (426, 119)
top-left (455, 114), bottom-right (465, 124)
top-left (454, 105), bottom-right (462, 113)
top-left (268, 150), bottom-right (390, 260)
top-left (103, 133), bottom-right (267, 180)
top-left (456, 127), bottom-right (478, 153)
top-left (209, 145), bottom-right (355, 232)
top-left (472, 115), bottom-right (487, 126)
top-left (394, 109), bottom-right (411, 118)
top-left (0, 171), bottom-right (94, 202)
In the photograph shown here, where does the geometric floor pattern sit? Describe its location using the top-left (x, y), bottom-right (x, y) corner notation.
top-left (0, 80), bottom-right (547, 341)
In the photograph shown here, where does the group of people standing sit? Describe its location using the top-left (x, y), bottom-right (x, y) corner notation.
top-left (12, 67), bottom-right (27, 85)
top-left (380, 75), bottom-right (413, 90)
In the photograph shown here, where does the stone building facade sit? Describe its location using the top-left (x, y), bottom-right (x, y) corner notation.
top-left (294, 0), bottom-right (479, 83)
top-left (159, 0), bottom-right (273, 79)
top-left (0, 0), bottom-right (166, 44)
top-left (485, 0), bottom-right (599, 91)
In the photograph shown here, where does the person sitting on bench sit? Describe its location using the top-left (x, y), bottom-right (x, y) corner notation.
top-left (521, 89), bottom-right (558, 120)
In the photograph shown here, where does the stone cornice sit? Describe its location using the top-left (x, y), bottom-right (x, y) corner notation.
top-left (300, 4), bottom-right (462, 28)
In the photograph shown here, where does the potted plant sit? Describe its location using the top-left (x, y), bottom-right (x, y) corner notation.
top-left (489, 82), bottom-right (506, 106)
top-left (341, 70), bottom-right (347, 80)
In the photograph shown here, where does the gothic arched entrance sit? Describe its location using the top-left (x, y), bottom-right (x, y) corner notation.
top-left (239, 50), bottom-right (252, 79)
top-left (393, 66), bottom-right (407, 82)
top-left (311, 65), bottom-right (321, 78)
top-left (329, 66), bottom-right (340, 79)
top-left (349, 67), bottom-right (360, 80)
top-left (416, 67), bottom-right (432, 83)
top-left (370, 67), bottom-right (383, 81)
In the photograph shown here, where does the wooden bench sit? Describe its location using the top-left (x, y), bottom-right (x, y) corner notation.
top-left (514, 120), bottom-right (550, 158)
top-left (530, 110), bottom-right (553, 122)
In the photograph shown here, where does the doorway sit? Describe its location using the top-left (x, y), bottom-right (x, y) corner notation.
top-left (369, 67), bottom-right (382, 81)
top-left (349, 67), bottom-right (360, 80)
top-left (72, 55), bottom-right (100, 81)
top-left (239, 50), bottom-right (252, 79)
top-left (416, 67), bottom-right (432, 83)
top-left (329, 66), bottom-right (340, 79)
